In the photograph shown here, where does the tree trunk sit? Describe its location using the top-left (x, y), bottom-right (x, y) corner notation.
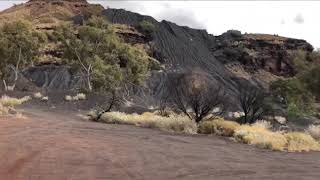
top-left (3, 80), bottom-right (7, 91)
top-left (87, 73), bottom-right (92, 92)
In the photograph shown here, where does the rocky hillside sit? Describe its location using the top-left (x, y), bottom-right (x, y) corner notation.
top-left (0, 0), bottom-right (103, 29)
top-left (102, 8), bottom-right (313, 91)
top-left (0, 0), bottom-right (314, 103)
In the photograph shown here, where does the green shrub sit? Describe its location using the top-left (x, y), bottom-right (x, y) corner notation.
top-left (271, 78), bottom-right (314, 118)
top-left (139, 20), bottom-right (156, 34)
top-left (300, 66), bottom-right (320, 99)
top-left (148, 57), bottom-right (161, 71)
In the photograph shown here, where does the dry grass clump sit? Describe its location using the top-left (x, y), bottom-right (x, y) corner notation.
top-left (0, 103), bottom-right (9, 115)
top-left (33, 92), bottom-right (43, 99)
top-left (306, 125), bottom-right (320, 141)
top-left (284, 132), bottom-right (320, 152)
top-left (41, 96), bottom-right (49, 101)
top-left (65, 93), bottom-right (86, 101)
top-left (234, 125), bottom-right (288, 151)
top-left (0, 95), bottom-right (31, 116)
top-left (0, 95), bottom-right (31, 107)
top-left (65, 95), bottom-right (73, 101)
top-left (198, 118), bottom-right (240, 136)
top-left (252, 120), bottom-right (272, 129)
top-left (100, 111), bottom-right (197, 134)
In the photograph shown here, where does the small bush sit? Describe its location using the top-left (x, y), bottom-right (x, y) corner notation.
top-left (0, 104), bottom-right (9, 115)
top-left (34, 92), bottom-right (43, 99)
top-left (306, 125), bottom-right (320, 141)
top-left (0, 95), bottom-right (31, 116)
top-left (75, 93), bottom-right (86, 100)
top-left (234, 125), bottom-right (287, 151)
top-left (198, 118), bottom-right (240, 136)
top-left (41, 96), bottom-right (49, 101)
top-left (100, 111), bottom-right (197, 134)
top-left (284, 132), bottom-right (320, 152)
top-left (139, 20), bottom-right (156, 34)
top-left (65, 93), bottom-right (86, 101)
top-left (65, 95), bottom-right (73, 101)
top-left (252, 120), bottom-right (272, 129)
top-left (0, 95), bottom-right (30, 107)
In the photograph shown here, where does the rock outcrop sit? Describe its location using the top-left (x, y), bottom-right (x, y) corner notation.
top-left (213, 31), bottom-right (313, 76)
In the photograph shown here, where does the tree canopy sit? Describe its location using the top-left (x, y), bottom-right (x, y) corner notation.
top-left (55, 17), bottom-right (149, 92)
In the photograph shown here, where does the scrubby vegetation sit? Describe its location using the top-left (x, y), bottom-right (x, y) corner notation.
top-left (285, 132), bottom-right (320, 152)
top-left (234, 124), bottom-right (288, 151)
top-left (198, 118), bottom-right (240, 136)
top-left (97, 111), bottom-right (197, 134)
top-left (138, 20), bottom-right (156, 34)
top-left (65, 93), bottom-right (86, 101)
top-left (0, 20), bottom-right (46, 90)
top-left (91, 110), bottom-right (320, 152)
top-left (164, 71), bottom-right (227, 123)
top-left (237, 83), bottom-right (272, 124)
top-left (306, 125), bottom-right (320, 141)
top-left (0, 95), bottom-right (30, 115)
top-left (271, 50), bottom-right (320, 120)
top-left (200, 118), bottom-right (320, 152)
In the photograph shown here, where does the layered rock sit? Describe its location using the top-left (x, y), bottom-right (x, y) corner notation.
top-left (213, 30), bottom-right (313, 76)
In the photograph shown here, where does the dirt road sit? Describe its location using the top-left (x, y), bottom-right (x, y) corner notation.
top-left (0, 107), bottom-right (319, 180)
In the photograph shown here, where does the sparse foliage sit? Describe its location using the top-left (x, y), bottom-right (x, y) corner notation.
top-left (165, 71), bottom-right (227, 123)
top-left (56, 17), bottom-right (149, 92)
top-left (237, 83), bottom-right (270, 124)
top-left (138, 20), bottom-right (156, 34)
top-left (0, 20), bottom-right (45, 90)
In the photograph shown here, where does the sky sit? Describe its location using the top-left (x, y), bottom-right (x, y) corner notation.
top-left (0, 0), bottom-right (319, 49)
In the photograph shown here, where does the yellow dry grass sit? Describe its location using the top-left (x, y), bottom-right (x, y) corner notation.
top-left (0, 95), bottom-right (31, 116)
top-left (93, 111), bottom-right (320, 152)
top-left (65, 93), bottom-right (86, 101)
top-left (0, 95), bottom-right (31, 107)
top-left (234, 125), bottom-right (288, 151)
top-left (33, 92), bottom-right (43, 99)
top-left (100, 111), bottom-right (197, 134)
top-left (198, 118), bottom-right (240, 136)
top-left (284, 132), bottom-right (320, 152)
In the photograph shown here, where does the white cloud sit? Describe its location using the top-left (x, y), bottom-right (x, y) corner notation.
top-left (294, 13), bottom-right (304, 24)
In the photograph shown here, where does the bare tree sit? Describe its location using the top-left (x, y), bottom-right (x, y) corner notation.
top-left (237, 83), bottom-right (270, 124)
top-left (93, 91), bottom-right (120, 121)
top-left (165, 71), bottom-right (227, 123)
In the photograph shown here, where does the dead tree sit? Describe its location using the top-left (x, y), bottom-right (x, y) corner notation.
top-left (94, 91), bottom-right (119, 121)
top-left (237, 83), bottom-right (270, 124)
top-left (165, 71), bottom-right (227, 123)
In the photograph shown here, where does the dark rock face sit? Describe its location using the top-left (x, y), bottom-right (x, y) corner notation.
top-left (213, 31), bottom-right (313, 76)
top-left (22, 65), bottom-right (83, 90)
top-left (102, 9), bottom-right (313, 91)
top-left (102, 9), bottom-right (240, 97)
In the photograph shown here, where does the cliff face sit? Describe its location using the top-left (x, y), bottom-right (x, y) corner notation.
top-left (213, 31), bottom-right (313, 76)
top-left (102, 8), bottom-right (313, 93)
top-left (102, 9), bottom-right (240, 97)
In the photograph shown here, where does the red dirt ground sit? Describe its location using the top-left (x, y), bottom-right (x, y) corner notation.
top-left (0, 107), bottom-right (320, 180)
